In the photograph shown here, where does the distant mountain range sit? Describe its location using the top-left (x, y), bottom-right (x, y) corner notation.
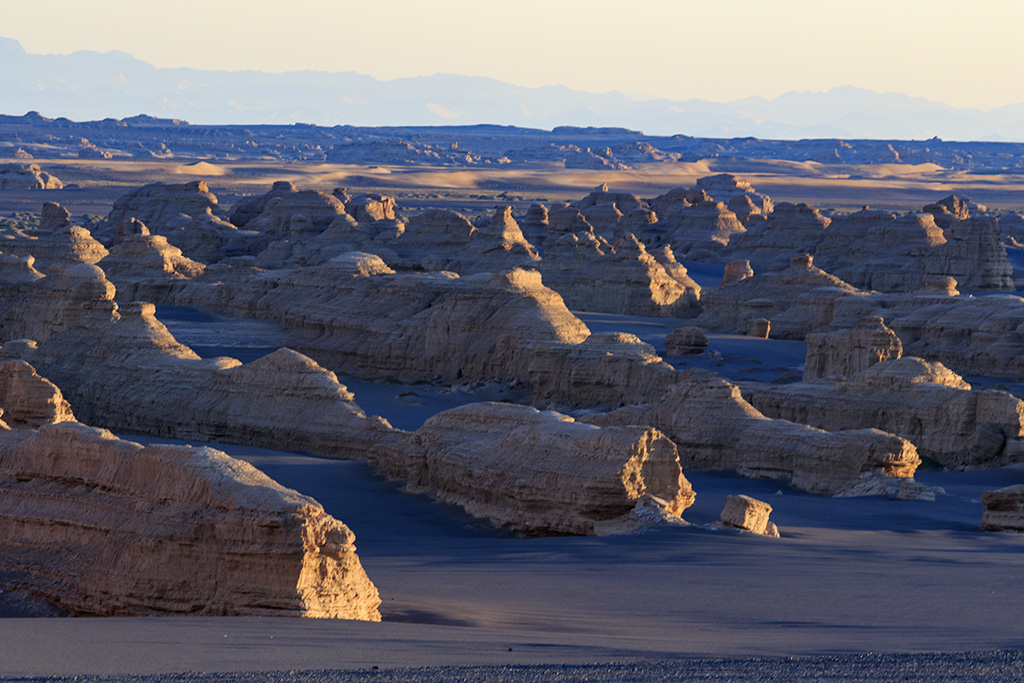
top-left (2, 36), bottom-right (1022, 142)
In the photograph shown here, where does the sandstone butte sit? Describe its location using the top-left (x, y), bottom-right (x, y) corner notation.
top-left (741, 317), bottom-right (1024, 469)
top-left (981, 485), bottom-right (1024, 532)
top-left (582, 370), bottom-right (925, 498)
top-left (0, 359), bottom-right (381, 619)
top-left (373, 402), bottom-right (695, 536)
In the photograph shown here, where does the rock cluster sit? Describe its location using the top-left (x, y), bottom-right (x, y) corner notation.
top-left (695, 254), bottom-right (863, 339)
top-left (0, 163), bottom-right (62, 189)
top-left (582, 372), bottom-right (922, 496)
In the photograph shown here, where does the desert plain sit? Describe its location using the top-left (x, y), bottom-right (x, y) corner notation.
top-left (1, 117), bottom-right (1024, 681)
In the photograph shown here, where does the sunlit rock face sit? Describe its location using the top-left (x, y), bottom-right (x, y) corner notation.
top-left (375, 401), bottom-right (694, 536)
top-left (0, 421), bottom-right (381, 619)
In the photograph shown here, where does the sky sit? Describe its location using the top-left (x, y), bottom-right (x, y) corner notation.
top-left (1, 0), bottom-right (1023, 109)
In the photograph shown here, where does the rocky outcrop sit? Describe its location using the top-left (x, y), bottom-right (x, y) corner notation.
top-left (981, 486), bottom-right (1024, 531)
top-left (722, 259), bottom-right (754, 286)
top-left (695, 254), bottom-right (863, 339)
top-left (100, 220), bottom-right (206, 302)
top-left (173, 262), bottom-right (678, 408)
top-left (377, 402), bottom-right (694, 535)
top-left (816, 210), bottom-right (1011, 292)
top-left (101, 181), bottom-right (222, 241)
top-left (0, 421), bottom-right (381, 618)
top-left (803, 316), bottom-right (903, 381)
top-left (229, 180), bottom-right (299, 227)
top-left (695, 174), bottom-right (773, 222)
top-left (540, 232), bottom-right (700, 317)
top-left (664, 326), bottom-right (708, 356)
top-left (0, 262), bottom-right (398, 460)
top-left (719, 495), bottom-right (779, 537)
top-left (654, 199), bottom-right (746, 255)
top-left (742, 356), bottom-right (1024, 469)
top-left (0, 202), bottom-right (108, 273)
top-left (0, 163), bottom-right (62, 189)
top-left (725, 203), bottom-right (831, 272)
top-left (387, 208), bottom-right (540, 273)
top-left (0, 359), bottom-right (75, 427)
top-left (582, 371), bottom-right (922, 497)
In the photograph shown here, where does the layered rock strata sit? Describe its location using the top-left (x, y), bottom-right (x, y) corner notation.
top-left (378, 402), bottom-right (694, 535)
top-left (0, 421), bottom-right (381, 618)
top-left (719, 495), bottom-right (779, 537)
top-left (981, 486), bottom-right (1024, 531)
top-left (539, 232), bottom-right (700, 317)
top-left (695, 254), bottom-right (863, 339)
top-left (742, 357), bottom-right (1024, 469)
top-left (582, 371), bottom-right (922, 496)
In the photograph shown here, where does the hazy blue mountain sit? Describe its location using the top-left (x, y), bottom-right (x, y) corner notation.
top-left (1, 37), bottom-right (1021, 141)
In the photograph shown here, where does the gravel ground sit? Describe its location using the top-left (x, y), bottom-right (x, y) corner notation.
top-left (9, 650), bottom-right (1024, 683)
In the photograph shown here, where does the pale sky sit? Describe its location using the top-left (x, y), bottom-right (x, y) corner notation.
top-left (2, 0), bottom-right (1023, 109)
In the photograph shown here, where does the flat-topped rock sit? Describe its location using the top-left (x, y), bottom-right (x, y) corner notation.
top-left (981, 486), bottom-right (1024, 531)
top-left (582, 372), bottom-right (922, 497)
top-left (379, 402), bottom-right (694, 535)
top-left (719, 495), bottom-right (779, 537)
top-left (0, 421), bottom-right (381, 618)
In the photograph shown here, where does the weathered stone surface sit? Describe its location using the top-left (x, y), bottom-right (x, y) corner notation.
top-left (540, 232), bottom-right (700, 317)
top-left (0, 421), bottom-right (381, 618)
top-left (229, 180), bottom-right (298, 227)
top-left (101, 181), bottom-right (222, 241)
top-left (245, 189), bottom-right (347, 239)
top-left (344, 193), bottom-right (398, 224)
top-left (726, 203), bottom-right (831, 272)
top-left (746, 318), bottom-right (770, 338)
top-left (924, 194), bottom-right (971, 228)
top-left (664, 326), bottom-right (708, 356)
top-left (377, 402), bottom-right (693, 535)
top-left (388, 208), bottom-right (540, 273)
top-left (100, 222), bottom-right (206, 303)
top-left (0, 203), bottom-right (109, 273)
top-left (743, 356), bottom-right (1024, 468)
top-left (0, 359), bottom-right (74, 427)
top-left (0, 263), bottom-right (397, 460)
top-left (722, 259), bottom-right (754, 286)
top-left (719, 495), bottom-right (779, 537)
top-left (695, 174), bottom-right (773, 217)
top-left (981, 485), bottom-right (1024, 531)
top-left (654, 199), bottom-right (746, 255)
top-left (0, 163), bottom-right (62, 189)
top-left (696, 254), bottom-right (863, 339)
top-left (803, 316), bottom-right (903, 381)
top-left (582, 372), bottom-right (922, 496)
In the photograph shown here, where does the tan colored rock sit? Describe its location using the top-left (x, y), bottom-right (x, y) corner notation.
top-left (0, 163), bottom-right (62, 189)
top-left (246, 189), bottom-right (347, 238)
top-left (695, 174), bottom-right (773, 217)
top-left (103, 180), bottom-right (222, 239)
top-left (581, 372), bottom-right (922, 496)
top-left (540, 232), bottom-right (700, 317)
top-left (0, 421), bottom-right (381, 618)
top-left (655, 200), bottom-right (746, 255)
top-left (746, 318), bottom-right (770, 338)
top-left (720, 495), bottom-right (779, 537)
top-left (519, 203), bottom-right (549, 245)
top-left (0, 203), bottom-right (109, 273)
top-left (803, 316), bottom-right (903, 381)
top-left (695, 254), bottom-right (863, 340)
top-left (743, 356), bottom-right (1024, 468)
top-left (0, 359), bottom-right (74, 427)
top-left (387, 209), bottom-right (539, 273)
top-left (981, 485), bottom-right (1024, 531)
top-left (722, 259), bottom-right (754, 286)
top-left (100, 222), bottom-right (206, 303)
top-left (345, 193), bottom-right (397, 223)
top-left (0, 263), bottom-right (399, 460)
top-left (229, 180), bottom-right (299, 227)
top-left (379, 402), bottom-right (693, 535)
top-left (725, 203), bottom-right (831, 272)
top-left (664, 326), bottom-right (708, 356)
